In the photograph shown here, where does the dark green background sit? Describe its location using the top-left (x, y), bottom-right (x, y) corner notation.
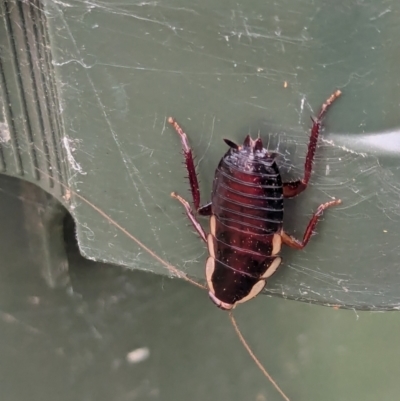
top-left (1, 174), bottom-right (400, 401)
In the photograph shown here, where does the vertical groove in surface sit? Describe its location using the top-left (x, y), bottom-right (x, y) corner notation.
top-left (30, 0), bottom-right (67, 191)
top-left (0, 5), bottom-right (24, 175)
top-left (0, 0), bottom-right (66, 196)
top-left (0, 86), bottom-right (7, 172)
top-left (3, 0), bottom-right (39, 179)
top-left (17, 0), bottom-right (53, 187)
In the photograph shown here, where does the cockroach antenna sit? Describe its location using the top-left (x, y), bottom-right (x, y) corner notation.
top-left (35, 168), bottom-right (205, 291)
top-left (229, 312), bottom-right (291, 401)
top-left (35, 167), bottom-right (290, 400)
top-left (31, 89), bottom-right (342, 401)
top-left (167, 89), bottom-right (342, 397)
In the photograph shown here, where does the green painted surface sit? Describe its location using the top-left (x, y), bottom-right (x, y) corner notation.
top-left (1, 0), bottom-right (400, 308)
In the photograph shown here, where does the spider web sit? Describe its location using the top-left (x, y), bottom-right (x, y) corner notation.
top-left (34, 0), bottom-right (400, 310)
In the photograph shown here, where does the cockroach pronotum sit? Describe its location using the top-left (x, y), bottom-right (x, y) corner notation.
top-left (168, 90), bottom-right (342, 311)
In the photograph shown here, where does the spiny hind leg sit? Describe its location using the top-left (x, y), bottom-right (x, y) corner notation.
top-left (283, 90), bottom-right (341, 199)
top-left (169, 117), bottom-right (209, 212)
top-left (171, 192), bottom-right (207, 243)
top-left (282, 199), bottom-right (341, 249)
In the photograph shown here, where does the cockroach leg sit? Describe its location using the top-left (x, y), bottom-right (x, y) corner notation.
top-left (281, 198), bottom-right (342, 249)
top-left (171, 192), bottom-right (207, 243)
top-left (168, 117), bottom-right (201, 210)
top-left (283, 89), bottom-right (341, 199)
top-left (198, 202), bottom-right (212, 216)
top-left (282, 180), bottom-right (307, 198)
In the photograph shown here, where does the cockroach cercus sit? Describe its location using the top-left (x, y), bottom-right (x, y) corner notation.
top-left (168, 89), bottom-right (342, 311)
top-left (41, 90), bottom-right (341, 401)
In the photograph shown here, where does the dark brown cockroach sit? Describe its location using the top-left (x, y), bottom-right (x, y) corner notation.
top-left (168, 90), bottom-right (342, 311)
top-left (34, 90), bottom-right (341, 401)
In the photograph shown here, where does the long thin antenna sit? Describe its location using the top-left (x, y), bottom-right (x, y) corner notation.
top-left (72, 190), bottom-right (206, 290)
top-left (229, 312), bottom-right (291, 401)
top-left (36, 169), bottom-right (206, 290)
top-left (36, 168), bottom-right (290, 398)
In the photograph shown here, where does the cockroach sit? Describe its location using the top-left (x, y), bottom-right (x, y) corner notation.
top-left (34, 90), bottom-right (341, 401)
top-left (168, 89), bottom-right (342, 311)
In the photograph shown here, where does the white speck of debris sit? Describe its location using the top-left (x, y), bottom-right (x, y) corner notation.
top-left (326, 164), bottom-right (330, 175)
top-left (28, 296), bottom-right (40, 305)
top-left (126, 347), bottom-right (150, 364)
top-left (300, 96), bottom-right (305, 114)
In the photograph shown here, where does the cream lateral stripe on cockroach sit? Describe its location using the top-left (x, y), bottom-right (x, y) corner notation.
top-left (34, 168), bottom-right (292, 401)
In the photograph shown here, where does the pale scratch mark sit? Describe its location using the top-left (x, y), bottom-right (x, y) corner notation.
top-left (273, 16), bottom-right (285, 53)
top-left (160, 117), bottom-right (167, 136)
top-left (370, 8), bottom-right (391, 20)
top-left (0, 103), bottom-right (11, 143)
top-left (90, 325), bottom-right (103, 340)
top-left (0, 311), bottom-right (41, 335)
top-left (316, 59), bottom-right (346, 68)
top-left (97, 56), bottom-right (299, 78)
top-left (352, 308), bottom-right (360, 320)
top-left (120, 157), bottom-right (172, 248)
top-left (97, 62), bottom-right (278, 78)
top-left (153, 113), bottom-right (158, 130)
top-left (241, 101), bottom-right (270, 111)
top-left (378, 204), bottom-right (400, 223)
top-left (84, 1), bottom-right (181, 33)
top-left (290, 264), bottom-right (344, 288)
top-left (197, 116), bottom-right (215, 168)
top-left (147, 3), bottom-right (200, 16)
top-left (52, 0), bottom-right (73, 8)
top-left (229, 30), bottom-right (311, 46)
top-left (52, 59), bottom-right (95, 68)
top-left (340, 70), bottom-right (373, 88)
top-left (125, 146), bottom-right (154, 160)
top-left (242, 16), bottom-right (252, 44)
top-left (298, 95), bottom-right (306, 125)
top-left (320, 138), bottom-right (368, 157)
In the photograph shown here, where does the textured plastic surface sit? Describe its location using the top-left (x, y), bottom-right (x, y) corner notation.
top-left (1, 0), bottom-right (400, 309)
top-left (0, 175), bottom-right (69, 288)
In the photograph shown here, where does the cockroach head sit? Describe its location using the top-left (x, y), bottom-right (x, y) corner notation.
top-left (223, 135), bottom-right (264, 153)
